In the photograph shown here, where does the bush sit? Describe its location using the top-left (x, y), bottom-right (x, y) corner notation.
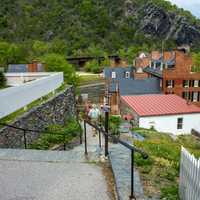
top-left (109, 116), bottom-right (122, 136)
top-left (0, 71), bottom-right (6, 88)
top-left (84, 60), bottom-right (102, 73)
top-left (29, 118), bottom-right (82, 150)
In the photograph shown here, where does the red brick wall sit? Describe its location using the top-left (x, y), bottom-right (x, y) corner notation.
top-left (163, 51), bottom-right (200, 106)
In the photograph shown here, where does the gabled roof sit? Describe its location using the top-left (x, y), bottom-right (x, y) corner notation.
top-left (109, 78), bottom-right (161, 95)
top-left (121, 94), bottom-right (200, 117)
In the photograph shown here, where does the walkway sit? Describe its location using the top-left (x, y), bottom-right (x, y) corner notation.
top-left (0, 124), bottom-right (112, 200)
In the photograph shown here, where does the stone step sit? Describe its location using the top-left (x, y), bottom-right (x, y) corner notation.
top-left (0, 145), bottom-right (103, 163)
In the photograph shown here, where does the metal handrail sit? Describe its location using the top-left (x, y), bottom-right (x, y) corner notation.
top-left (0, 122), bottom-right (82, 150)
top-left (84, 119), bottom-right (148, 200)
top-left (84, 119), bottom-right (148, 158)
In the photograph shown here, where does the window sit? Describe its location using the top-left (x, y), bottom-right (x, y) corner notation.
top-left (125, 71), bottom-right (130, 78)
top-left (111, 72), bottom-right (116, 79)
top-left (182, 92), bottom-right (190, 100)
top-left (137, 67), bottom-right (143, 73)
top-left (166, 80), bottom-right (174, 88)
top-left (183, 80), bottom-right (190, 88)
top-left (193, 92), bottom-right (198, 102)
top-left (194, 80), bottom-right (199, 88)
top-left (177, 118), bottom-right (183, 130)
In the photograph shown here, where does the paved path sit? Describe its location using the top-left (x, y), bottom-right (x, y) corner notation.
top-left (0, 124), bottom-right (111, 200)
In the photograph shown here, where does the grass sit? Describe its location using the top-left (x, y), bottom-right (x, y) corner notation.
top-left (29, 119), bottom-right (82, 150)
top-left (77, 74), bottom-right (104, 86)
top-left (0, 83), bottom-right (69, 126)
top-left (133, 127), bottom-right (200, 199)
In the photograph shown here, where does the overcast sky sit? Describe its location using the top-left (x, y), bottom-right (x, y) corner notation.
top-left (168, 0), bottom-right (200, 18)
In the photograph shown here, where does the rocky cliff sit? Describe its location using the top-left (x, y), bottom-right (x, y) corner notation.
top-left (124, 0), bottom-right (200, 46)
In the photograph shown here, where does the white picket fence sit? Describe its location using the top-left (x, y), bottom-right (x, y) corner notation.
top-left (179, 147), bottom-right (200, 200)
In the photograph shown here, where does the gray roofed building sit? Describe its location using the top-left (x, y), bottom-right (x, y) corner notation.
top-left (104, 66), bottom-right (134, 80)
top-left (109, 78), bottom-right (161, 96)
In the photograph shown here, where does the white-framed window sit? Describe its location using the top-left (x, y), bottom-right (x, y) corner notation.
top-left (125, 71), bottom-right (130, 78)
top-left (166, 80), bottom-right (174, 88)
top-left (193, 92), bottom-right (198, 102)
top-left (183, 80), bottom-right (190, 88)
top-left (111, 71), bottom-right (116, 79)
top-left (177, 118), bottom-right (183, 130)
top-left (194, 80), bottom-right (199, 88)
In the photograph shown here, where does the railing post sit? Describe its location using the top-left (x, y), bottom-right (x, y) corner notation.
top-left (99, 130), bottom-right (101, 148)
top-left (130, 149), bottom-right (136, 200)
top-left (63, 133), bottom-right (66, 151)
top-left (105, 111), bottom-right (109, 157)
top-left (23, 130), bottom-right (27, 149)
top-left (84, 120), bottom-right (88, 155)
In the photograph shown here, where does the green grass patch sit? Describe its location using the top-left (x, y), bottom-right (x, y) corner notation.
top-left (29, 118), bottom-right (82, 150)
top-left (133, 128), bottom-right (200, 199)
top-left (77, 74), bottom-right (104, 86)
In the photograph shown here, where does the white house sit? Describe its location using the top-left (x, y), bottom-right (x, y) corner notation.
top-left (121, 94), bottom-right (200, 135)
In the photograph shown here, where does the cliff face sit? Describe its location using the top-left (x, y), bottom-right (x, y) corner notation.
top-left (124, 1), bottom-right (200, 46)
top-left (0, 0), bottom-right (200, 51)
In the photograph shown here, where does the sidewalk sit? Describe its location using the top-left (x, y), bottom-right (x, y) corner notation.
top-left (0, 124), bottom-right (113, 200)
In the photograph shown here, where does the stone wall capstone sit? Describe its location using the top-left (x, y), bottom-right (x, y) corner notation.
top-left (0, 85), bottom-right (76, 148)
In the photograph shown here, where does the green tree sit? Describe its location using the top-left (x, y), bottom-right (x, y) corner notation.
top-left (31, 40), bottom-right (49, 59)
top-left (192, 53), bottom-right (200, 72)
top-left (0, 71), bottom-right (6, 88)
top-left (40, 53), bottom-right (77, 85)
top-left (0, 42), bottom-right (10, 67)
top-left (84, 60), bottom-right (102, 73)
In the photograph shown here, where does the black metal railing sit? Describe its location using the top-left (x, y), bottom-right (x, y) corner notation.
top-left (0, 122), bottom-right (82, 150)
top-left (84, 119), bottom-right (148, 200)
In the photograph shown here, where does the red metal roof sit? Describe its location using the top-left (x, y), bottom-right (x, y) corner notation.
top-left (121, 94), bottom-right (200, 117)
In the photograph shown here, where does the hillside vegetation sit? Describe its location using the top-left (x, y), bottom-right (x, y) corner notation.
top-left (0, 0), bottom-right (200, 69)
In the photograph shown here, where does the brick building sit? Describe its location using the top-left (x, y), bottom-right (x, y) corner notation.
top-left (142, 49), bottom-right (200, 106)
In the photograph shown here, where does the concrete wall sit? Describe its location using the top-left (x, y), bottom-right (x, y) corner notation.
top-left (5, 72), bottom-right (54, 86)
top-left (139, 113), bottom-right (200, 135)
top-left (0, 86), bottom-right (76, 148)
top-left (0, 72), bottom-right (63, 119)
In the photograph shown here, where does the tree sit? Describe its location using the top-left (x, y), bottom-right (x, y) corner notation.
top-left (0, 41), bottom-right (10, 67)
top-left (40, 53), bottom-right (78, 85)
top-left (31, 40), bottom-right (50, 59)
top-left (0, 71), bottom-right (6, 88)
top-left (84, 60), bottom-right (102, 73)
top-left (192, 53), bottom-right (200, 72)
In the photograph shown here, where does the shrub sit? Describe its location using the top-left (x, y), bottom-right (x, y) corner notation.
top-left (29, 118), bottom-right (82, 150)
top-left (84, 60), bottom-right (102, 73)
top-left (109, 116), bottom-right (122, 136)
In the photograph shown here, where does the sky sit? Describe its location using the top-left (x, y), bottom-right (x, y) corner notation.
top-left (168, 0), bottom-right (200, 18)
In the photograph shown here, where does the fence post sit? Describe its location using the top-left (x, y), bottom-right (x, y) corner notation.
top-left (130, 149), bottom-right (136, 200)
top-left (105, 111), bottom-right (109, 157)
top-left (23, 130), bottom-right (27, 149)
top-left (84, 120), bottom-right (88, 155)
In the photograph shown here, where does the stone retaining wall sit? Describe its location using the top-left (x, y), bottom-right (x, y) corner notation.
top-left (0, 86), bottom-right (76, 148)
